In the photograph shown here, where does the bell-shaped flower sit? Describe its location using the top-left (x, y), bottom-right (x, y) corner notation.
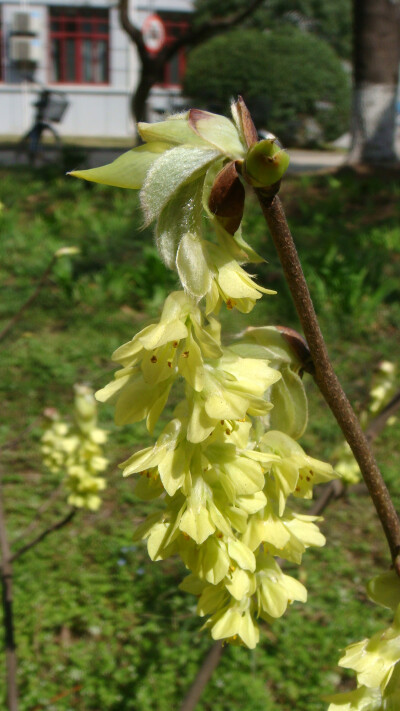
top-left (112, 291), bottom-right (222, 386)
top-left (132, 500), bottom-right (184, 561)
top-left (338, 607), bottom-right (400, 691)
top-left (96, 364), bottom-right (175, 433)
top-left (203, 242), bottom-right (276, 314)
top-left (178, 472), bottom-right (216, 544)
top-left (185, 351), bottom-right (281, 443)
top-left (202, 428), bottom-right (266, 501)
top-left (258, 430), bottom-right (335, 509)
top-left (96, 291), bottom-right (225, 432)
top-left (205, 596), bottom-right (259, 649)
top-left (120, 417), bottom-right (191, 496)
top-left (243, 507), bottom-right (325, 563)
top-left (179, 534), bottom-right (231, 585)
top-left (255, 553), bottom-right (307, 621)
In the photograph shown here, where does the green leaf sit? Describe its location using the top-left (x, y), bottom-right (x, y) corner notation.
top-left (68, 142), bottom-right (170, 189)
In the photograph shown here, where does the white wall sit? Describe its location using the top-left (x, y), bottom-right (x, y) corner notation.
top-left (0, 0), bottom-right (193, 138)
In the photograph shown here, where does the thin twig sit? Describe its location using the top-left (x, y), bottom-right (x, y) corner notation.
top-left (310, 390), bottom-right (400, 515)
top-left (256, 191), bottom-right (400, 573)
top-left (366, 390), bottom-right (400, 443)
top-left (10, 509), bottom-right (76, 564)
top-left (178, 642), bottom-right (224, 711)
top-left (0, 255), bottom-right (57, 344)
top-left (11, 484), bottom-right (64, 544)
top-left (0, 482), bottom-right (18, 711)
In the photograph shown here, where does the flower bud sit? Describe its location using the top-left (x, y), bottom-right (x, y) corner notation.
top-left (243, 139), bottom-right (290, 188)
top-left (208, 161), bottom-right (245, 235)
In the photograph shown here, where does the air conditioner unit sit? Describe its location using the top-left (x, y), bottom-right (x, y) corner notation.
top-left (12, 11), bottom-right (40, 35)
top-left (10, 36), bottom-right (41, 63)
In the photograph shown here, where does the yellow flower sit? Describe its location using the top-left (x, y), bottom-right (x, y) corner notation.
top-left (41, 386), bottom-right (108, 511)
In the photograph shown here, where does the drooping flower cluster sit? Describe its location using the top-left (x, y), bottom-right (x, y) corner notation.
top-left (326, 570), bottom-right (400, 710)
top-left (71, 99), bottom-right (337, 647)
top-left (41, 384), bottom-right (108, 511)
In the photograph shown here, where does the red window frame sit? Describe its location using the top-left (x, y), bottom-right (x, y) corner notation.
top-left (49, 7), bottom-right (109, 85)
top-left (157, 13), bottom-right (189, 88)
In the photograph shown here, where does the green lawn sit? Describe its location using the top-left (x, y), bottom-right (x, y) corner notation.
top-left (0, 165), bottom-right (399, 710)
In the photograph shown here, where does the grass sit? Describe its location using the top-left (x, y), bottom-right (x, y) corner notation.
top-left (0, 164), bottom-right (399, 710)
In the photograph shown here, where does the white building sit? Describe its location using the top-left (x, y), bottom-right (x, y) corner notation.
top-left (0, 0), bottom-right (193, 138)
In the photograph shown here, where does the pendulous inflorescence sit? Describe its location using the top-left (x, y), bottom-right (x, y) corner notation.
top-left (70, 98), bottom-right (337, 647)
top-left (41, 384), bottom-right (108, 511)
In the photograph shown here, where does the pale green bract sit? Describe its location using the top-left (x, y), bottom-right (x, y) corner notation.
top-left (70, 101), bottom-right (338, 648)
top-left (69, 105), bottom-right (280, 309)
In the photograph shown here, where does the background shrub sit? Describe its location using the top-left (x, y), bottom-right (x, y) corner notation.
top-left (183, 28), bottom-right (350, 145)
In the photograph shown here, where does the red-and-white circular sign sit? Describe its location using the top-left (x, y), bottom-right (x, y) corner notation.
top-left (142, 14), bottom-right (166, 53)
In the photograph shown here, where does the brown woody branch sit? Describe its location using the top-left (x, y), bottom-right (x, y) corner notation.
top-left (178, 641), bottom-right (224, 711)
top-left (255, 190), bottom-right (400, 574)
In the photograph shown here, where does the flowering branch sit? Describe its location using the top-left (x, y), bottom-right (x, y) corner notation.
top-left (255, 190), bottom-right (400, 573)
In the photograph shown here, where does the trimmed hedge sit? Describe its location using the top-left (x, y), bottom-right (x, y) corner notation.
top-left (183, 28), bottom-right (350, 145)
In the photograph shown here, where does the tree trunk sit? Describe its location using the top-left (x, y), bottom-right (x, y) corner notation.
top-left (349, 0), bottom-right (400, 163)
top-left (132, 72), bottom-right (156, 126)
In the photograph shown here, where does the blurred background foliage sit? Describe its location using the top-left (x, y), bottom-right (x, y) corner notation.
top-left (186, 0), bottom-right (353, 146)
top-left (0, 164), bottom-right (399, 709)
top-left (193, 0), bottom-right (352, 60)
top-left (184, 27), bottom-right (350, 146)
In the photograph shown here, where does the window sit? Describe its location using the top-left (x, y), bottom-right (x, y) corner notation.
top-left (0, 12), bottom-right (3, 82)
top-left (49, 7), bottom-right (109, 84)
top-left (157, 12), bottom-right (189, 88)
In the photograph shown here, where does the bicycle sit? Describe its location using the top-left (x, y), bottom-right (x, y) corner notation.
top-left (16, 87), bottom-right (69, 166)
